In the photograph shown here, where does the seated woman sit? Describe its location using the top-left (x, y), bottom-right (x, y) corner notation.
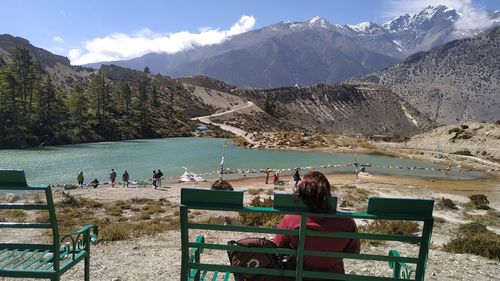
top-left (273, 171), bottom-right (360, 276)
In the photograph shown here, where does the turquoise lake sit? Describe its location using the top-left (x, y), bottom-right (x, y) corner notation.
top-left (0, 137), bottom-right (484, 185)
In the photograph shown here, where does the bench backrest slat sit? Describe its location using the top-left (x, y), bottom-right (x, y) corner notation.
top-left (0, 170), bottom-right (61, 271)
top-left (0, 169), bottom-right (28, 188)
top-left (368, 197), bottom-right (434, 217)
top-left (180, 188), bottom-right (434, 281)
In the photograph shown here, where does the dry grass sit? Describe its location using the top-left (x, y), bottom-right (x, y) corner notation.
top-left (248, 188), bottom-right (264, 196)
top-left (358, 220), bottom-right (419, 246)
top-left (33, 195), bottom-right (180, 242)
top-left (443, 222), bottom-right (500, 260)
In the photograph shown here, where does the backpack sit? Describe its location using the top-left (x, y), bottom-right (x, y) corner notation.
top-left (227, 237), bottom-right (294, 281)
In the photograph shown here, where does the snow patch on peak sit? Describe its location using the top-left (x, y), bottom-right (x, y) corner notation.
top-left (307, 16), bottom-right (330, 28)
top-left (348, 22), bottom-right (381, 33)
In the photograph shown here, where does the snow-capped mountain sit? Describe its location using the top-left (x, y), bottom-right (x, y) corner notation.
top-left (86, 5), bottom-right (500, 88)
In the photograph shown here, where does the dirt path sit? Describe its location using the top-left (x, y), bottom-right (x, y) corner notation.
top-left (191, 101), bottom-right (258, 145)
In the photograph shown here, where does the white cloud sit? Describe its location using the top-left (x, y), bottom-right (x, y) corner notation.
top-left (68, 15), bottom-right (256, 65)
top-left (383, 0), bottom-right (496, 31)
top-left (53, 36), bottom-right (65, 43)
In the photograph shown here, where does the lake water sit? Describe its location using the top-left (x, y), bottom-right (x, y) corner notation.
top-left (0, 137), bottom-right (484, 185)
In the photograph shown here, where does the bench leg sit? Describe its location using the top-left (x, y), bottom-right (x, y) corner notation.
top-left (85, 255), bottom-right (90, 281)
top-left (51, 277), bottom-right (60, 281)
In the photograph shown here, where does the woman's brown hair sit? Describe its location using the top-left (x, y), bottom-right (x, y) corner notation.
top-left (295, 171), bottom-right (332, 212)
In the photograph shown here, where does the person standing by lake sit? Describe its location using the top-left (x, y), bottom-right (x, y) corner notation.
top-left (122, 170), bottom-right (129, 188)
top-left (265, 168), bottom-right (270, 184)
top-left (293, 168), bottom-right (301, 188)
top-left (109, 169), bottom-right (117, 187)
top-left (152, 170), bottom-right (157, 189)
top-left (77, 172), bottom-right (84, 188)
top-left (156, 169), bottom-right (163, 188)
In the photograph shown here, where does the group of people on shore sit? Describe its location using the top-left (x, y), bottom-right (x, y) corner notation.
top-left (264, 168), bottom-right (302, 187)
top-left (76, 168), bottom-right (162, 189)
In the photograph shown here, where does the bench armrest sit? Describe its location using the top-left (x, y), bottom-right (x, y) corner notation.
top-left (388, 250), bottom-right (416, 279)
top-left (188, 235), bottom-right (205, 280)
top-left (60, 225), bottom-right (99, 260)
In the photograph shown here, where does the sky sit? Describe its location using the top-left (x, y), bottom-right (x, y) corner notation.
top-left (1, 0), bottom-right (499, 65)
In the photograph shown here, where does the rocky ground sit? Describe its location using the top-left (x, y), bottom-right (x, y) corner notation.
top-left (375, 122), bottom-right (500, 162)
top-left (1, 170), bottom-right (499, 281)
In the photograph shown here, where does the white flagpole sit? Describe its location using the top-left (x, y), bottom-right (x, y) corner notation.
top-left (219, 138), bottom-right (227, 180)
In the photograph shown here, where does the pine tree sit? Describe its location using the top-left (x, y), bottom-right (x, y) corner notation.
top-left (32, 74), bottom-right (66, 144)
top-left (11, 47), bottom-right (36, 124)
top-left (66, 83), bottom-right (89, 140)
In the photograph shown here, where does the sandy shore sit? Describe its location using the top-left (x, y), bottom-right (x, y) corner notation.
top-left (2, 153), bottom-right (499, 281)
top-left (45, 171), bottom-right (498, 281)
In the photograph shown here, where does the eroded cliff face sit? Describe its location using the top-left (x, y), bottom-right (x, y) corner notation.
top-left (355, 27), bottom-right (500, 124)
top-left (219, 83), bottom-right (436, 138)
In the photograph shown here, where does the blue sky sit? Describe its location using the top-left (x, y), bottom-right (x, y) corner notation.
top-left (1, 0), bottom-right (499, 65)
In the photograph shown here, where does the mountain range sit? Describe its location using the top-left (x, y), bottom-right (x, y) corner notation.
top-left (354, 26), bottom-right (500, 124)
top-left (86, 5), bottom-right (500, 88)
top-left (0, 33), bottom-right (436, 149)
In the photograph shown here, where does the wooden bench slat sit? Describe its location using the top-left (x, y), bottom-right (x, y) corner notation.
top-left (31, 254), bottom-right (53, 271)
top-left (0, 269), bottom-right (55, 278)
top-left (0, 222), bottom-right (53, 229)
top-left (0, 249), bottom-right (30, 269)
top-left (306, 229), bottom-right (422, 243)
top-left (0, 249), bottom-right (19, 263)
top-left (21, 250), bottom-right (50, 270)
top-left (199, 270), bottom-right (208, 281)
top-left (0, 204), bottom-right (50, 210)
top-left (187, 222), bottom-right (298, 235)
top-left (0, 244), bottom-right (54, 251)
top-left (11, 250), bottom-right (39, 269)
top-left (303, 250), bottom-right (419, 263)
top-left (303, 270), bottom-right (399, 281)
top-left (190, 263), bottom-right (296, 278)
top-left (368, 197), bottom-right (434, 217)
top-left (188, 242), bottom-right (297, 255)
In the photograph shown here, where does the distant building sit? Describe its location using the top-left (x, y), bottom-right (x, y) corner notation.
top-left (195, 124), bottom-right (209, 132)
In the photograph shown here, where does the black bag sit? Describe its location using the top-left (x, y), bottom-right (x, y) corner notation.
top-left (227, 237), bottom-right (294, 281)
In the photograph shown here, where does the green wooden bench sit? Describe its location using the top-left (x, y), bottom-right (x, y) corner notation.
top-left (0, 169), bottom-right (98, 281)
top-left (180, 188), bottom-right (434, 281)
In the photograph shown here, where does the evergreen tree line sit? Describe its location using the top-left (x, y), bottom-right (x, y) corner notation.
top-left (0, 47), bottom-right (171, 148)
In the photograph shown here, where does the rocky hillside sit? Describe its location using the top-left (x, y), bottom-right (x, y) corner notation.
top-left (355, 27), bottom-right (500, 124)
top-left (213, 83), bottom-right (436, 137)
top-left (405, 122), bottom-right (500, 162)
top-left (0, 34), bottom-right (93, 91)
top-left (87, 6), bottom-right (499, 88)
top-left (0, 35), bottom-right (436, 147)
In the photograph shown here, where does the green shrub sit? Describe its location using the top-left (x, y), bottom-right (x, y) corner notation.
top-left (443, 222), bottom-right (500, 260)
top-left (248, 188), bottom-right (264, 195)
top-left (141, 202), bottom-right (164, 214)
top-left (79, 198), bottom-right (103, 208)
top-left (59, 192), bottom-right (81, 207)
top-left (239, 196), bottom-right (281, 227)
top-left (114, 200), bottom-right (132, 210)
top-left (359, 220), bottom-right (419, 235)
top-left (211, 180), bottom-right (234, 191)
top-left (469, 194), bottom-right (490, 210)
top-left (437, 197), bottom-right (458, 210)
top-left (105, 205), bottom-right (123, 217)
top-left (100, 223), bottom-right (130, 241)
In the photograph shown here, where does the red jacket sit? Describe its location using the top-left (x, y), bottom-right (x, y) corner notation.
top-left (273, 214), bottom-right (360, 274)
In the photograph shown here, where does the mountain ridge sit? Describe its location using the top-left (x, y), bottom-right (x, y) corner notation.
top-left (353, 26), bottom-right (500, 124)
top-left (84, 5), bottom-right (500, 88)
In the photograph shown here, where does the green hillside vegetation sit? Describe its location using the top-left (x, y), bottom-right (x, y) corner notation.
top-left (0, 47), bottom-right (196, 148)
